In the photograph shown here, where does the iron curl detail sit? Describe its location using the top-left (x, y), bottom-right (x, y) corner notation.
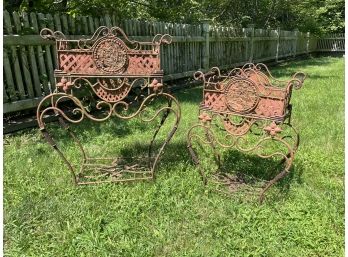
top-left (187, 63), bottom-right (306, 203)
top-left (40, 28), bottom-right (66, 40)
top-left (152, 34), bottom-right (173, 45)
top-left (36, 26), bottom-right (180, 185)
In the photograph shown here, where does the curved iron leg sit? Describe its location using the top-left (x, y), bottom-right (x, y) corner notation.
top-left (204, 125), bottom-right (222, 169)
top-left (187, 124), bottom-right (221, 185)
top-left (40, 127), bottom-right (78, 184)
top-left (148, 94), bottom-right (181, 179)
top-left (290, 124), bottom-right (300, 153)
top-left (279, 123), bottom-right (300, 166)
top-left (37, 95), bottom-right (88, 185)
top-left (259, 139), bottom-right (295, 203)
top-left (148, 97), bottom-right (172, 168)
top-left (259, 168), bottom-right (291, 203)
top-left (58, 117), bottom-right (87, 162)
top-left (187, 137), bottom-right (207, 184)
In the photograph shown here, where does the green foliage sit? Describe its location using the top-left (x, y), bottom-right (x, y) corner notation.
top-left (4, 57), bottom-right (344, 256)
top-left (286, 0), bottom-right (345, 35)
top-left (4, 0), bottom-right (344, 34)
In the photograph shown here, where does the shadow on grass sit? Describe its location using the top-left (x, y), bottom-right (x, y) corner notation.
top-left (172, 86), bottom-right (202, 104)
top-left (300, 74), bottom-right (342, 80)
top-left (33, 115), bottom-right (305, 204)
top-left (221, 149), bottom-right (304, 193)
top-left (273, 56), bottom-right (340, 70)
top-left (188, 147), bottom-right (306, 203)
top-left (37, 113), bottom-right (188, 163)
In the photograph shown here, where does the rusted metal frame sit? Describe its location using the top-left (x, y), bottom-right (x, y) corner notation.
top-left (200, 64), bottom-right (305, 91)
top-left (39, 127), bottom-right (78, 184)
top-left (54, 74), bottom-right (164, 78)
top-left (148, 97), bottom-right (172, 169)
top-left (38, 90), bottom-right (180, 185)
top-left (187, 116), bottom-right (296, 202)
top-left (198, 67), bottom-right (305, 122)
top-left (37, 26), bottom-right (180, 185)
top-left (199, 105), bottom-right (287, 123)
top-left (41, 26), bottom-right (171, 48)
top-left (188, 63), bottom-right (305, 203)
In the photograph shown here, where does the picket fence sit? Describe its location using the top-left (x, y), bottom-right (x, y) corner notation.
top-left (317, 33), bottom-right (345, 52)
top-left (2, 11), bottom-right (340, 114)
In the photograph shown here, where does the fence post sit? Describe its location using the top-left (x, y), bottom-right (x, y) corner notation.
top-left (248, 24), bottom-right (255, 62)
top-left (243, 27), bottom-right (248, 61)
top-left (293, 28), bottom-right (299, 57)
top-left (306, 31), bottom-right (310, 54)
top-left (276, 27), bottom-right (281, 62)
top-left (201, 19), bottom-right (210, 70)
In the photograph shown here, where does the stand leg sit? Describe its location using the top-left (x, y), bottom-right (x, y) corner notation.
top-left (259, 137), bottom-right (295, 203)
top-left (147, 94), bottom-right (181, 179)
top-left (188, 120), bottom-right (297, 203)
top-left (37, 92), bottom-right (181, 184)
top-left (259, 169), bottom-right (289, 203)
top-left (279, 123), bottom-right (300, 166)
top-left (40, 128), bottom-right (78, 184)
top-left (148, 98), bottom-right (172, 170)
top-left (187, 124), bottom-right (221, 185)
top-left (37, 94), bottom-right (88, 185)
top-left (205, 129), bottom-right (222, 169)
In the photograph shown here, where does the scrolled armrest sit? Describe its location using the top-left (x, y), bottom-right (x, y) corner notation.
top-left (152, 34), bottom-right (172, 45)
top-left (291, 72), bottom-right (306, 89)
top-left (194, 67), bottom-right (221, 83)
top-left (285, 72), bottom-right (306, 93)
top-left (40, 28), bottom-right (66, 40)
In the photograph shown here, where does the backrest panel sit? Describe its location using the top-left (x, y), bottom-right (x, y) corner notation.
top-left (196, 63), bottom-right (304, 120)
top-left (41, 26), bottom-right (171, 77)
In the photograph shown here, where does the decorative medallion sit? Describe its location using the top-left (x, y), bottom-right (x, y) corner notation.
top-left (56, 77), bottom-right (74, 93)
top-left (93, 37), bottom-right (128, 73)
top-left (148, 79), bottom-right (163, 92)
top-left (264, 121), bottom-right (282, 136)
top-left (198, 112), bottom-right (212, 124)
top-left (224, 79), bottom-right (259, 113)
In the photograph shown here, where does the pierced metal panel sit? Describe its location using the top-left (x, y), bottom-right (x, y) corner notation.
top-left (37, 26), bottom-right (181, 185)
top-left (188, 63), bottom-right (306, 203)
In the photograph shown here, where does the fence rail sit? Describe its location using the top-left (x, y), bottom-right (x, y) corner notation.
top-left (317, 33), bottom-right (345, 52)
top-left (2, 11), bottom-right (342, 114)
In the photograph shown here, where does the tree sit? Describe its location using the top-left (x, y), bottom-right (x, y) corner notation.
top-left (3, 0), bottom-right (344, 34)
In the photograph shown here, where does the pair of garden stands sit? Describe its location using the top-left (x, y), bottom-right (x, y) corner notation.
top-left (37, 26), bottom-right (305, 202)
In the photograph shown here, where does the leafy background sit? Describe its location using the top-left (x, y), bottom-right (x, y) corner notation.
top-left (4, 0), bottom-right (345, 35)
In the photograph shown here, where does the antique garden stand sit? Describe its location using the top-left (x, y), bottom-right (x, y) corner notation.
top-left (187, 63), bottom-right (305, 202)
top-left (37, 26), bottom-right (181, 185)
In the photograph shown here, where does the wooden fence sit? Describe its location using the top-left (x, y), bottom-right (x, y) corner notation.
top-left (2, 11), bottom-right (336, 114)
top-left (317, 33), bottom-right (345, 52)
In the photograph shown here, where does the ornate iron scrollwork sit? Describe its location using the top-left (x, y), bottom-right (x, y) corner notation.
top-left (37, 27), bottom-right (180, 185)
top-left (188, 63), bottom-right (305, 203)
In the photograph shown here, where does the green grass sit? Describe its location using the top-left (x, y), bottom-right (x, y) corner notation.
top-left (4, 56), bottom-right (344, 257)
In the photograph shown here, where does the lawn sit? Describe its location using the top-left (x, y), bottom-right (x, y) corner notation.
top-left (4, 56), bottom-right (344, 256)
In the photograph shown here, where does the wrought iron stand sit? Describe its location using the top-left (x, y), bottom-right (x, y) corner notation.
top-left (37, 26), bottom-right (181, 185)
top-left (187, 63), bottom-right (305, 202)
